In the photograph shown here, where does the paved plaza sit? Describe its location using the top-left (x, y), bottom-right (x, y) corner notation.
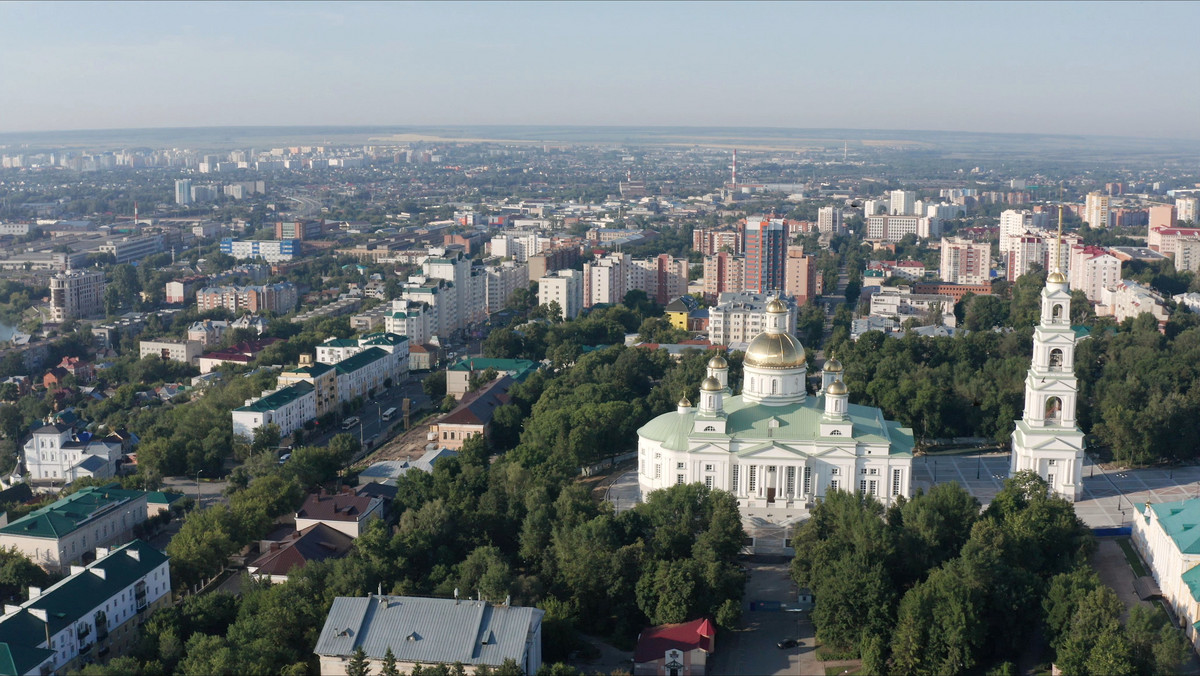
top-left (608, 453), bottom-right (1200, 530)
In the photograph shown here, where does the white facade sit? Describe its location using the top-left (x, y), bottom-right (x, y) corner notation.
top-left (1131, 500), bottom-right (1200, 652)
top-left (23, 426), bottom-right (122, 484)
top-left (939, 237), bottom-right (990, 285)
top-left (175, 179), bottom-right (193, 205)
top-left (49, 269), bottom-right (106, 322)
top-left (231, 382), bottom-right (316, 440)
top-left (707, 292), bottom-right (797, 345)
top-left (484, 260), bottom-right (529, 314)
top-left (1096, 280), bottom-right (1170, 328)
top-left (1178, 195), bottom-right (1200, 225)
top-left (817, 206), bottom-right (844, 234)
top-left (889, 190), bottom-right (916, 216)
top-left (386, 299), bottom-right (435, 347)
top-left (637, 303), bottom-right (914, 553)
top-left (538, 269), bottom-right (583, 320)
top-left (868, 287), bottom-right (957, 327)
top-left (1067, 245), bottom-right (1122, 303)
top-left (1009, 272), bottom-right (1085, 501)
top-left (583, 253), bottom-right (630, 307)
top-left (139, 339), bottom-right (203, 364)
top-left (865, 215), bottom-right (941, 241)
top-left (1084, 192), bottom-right (1111, 228)
top-left (423, 249), bottom-right (486, 329)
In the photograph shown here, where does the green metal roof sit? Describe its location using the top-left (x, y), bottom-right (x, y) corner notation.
top-left (638, 394), bottom-right (915, 455)
top-left (322, 338), bottom-right (359, 348)
top-left (0, 486), bottom-right (147, 540)
top-left (235, 381), bottom-right (315, 414)
top-left (359, 332), bottom-right (408, 346)
top-left (1149, 499), bottom-right (1200, 554)
top-left (1183, 566), bottom-right (1200, 604)
top-left (333, 347), bottom-right (389, 375)
top-left (446, 357), bottom-right (537, 381)
top-left (282, 362), bottom-right (335, 378)
top-left (146, 491), bottom-right (183, 505)
top-left (0, 540), bottom-right (168, 671)
top-left (0, 640), bottom-right (54, 676)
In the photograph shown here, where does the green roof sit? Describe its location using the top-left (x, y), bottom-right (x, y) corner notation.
top-left (146, 491), bottom-right (183, 505)
top-left (235, 381), bottom-right (315, 414)
top-left (283, 362), bottom-right (335, 378)
top-left (0, 641), bottom-right (54, 676)
top-left (0, 486), bottom-right (148, 540)
top-left (322, 338), bottom-right (359, 348)
top-left (333, 347), bottom-right (390, 375)
top-left (1148, 499), bottom-right (1200, 554)
top-left (638, 393), bottom-right (914, 455)
top-left (447, 357), bottom-right (538, 381)
top-left (1184, 566), bottom-right (1200, 604)
top-left (0, 540), bottom-right (168, 671)
top-left (359, 332), bottom-right (408, 347)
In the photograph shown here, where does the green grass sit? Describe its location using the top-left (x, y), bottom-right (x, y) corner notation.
top-left (1117, 537), bottom-right (1149, 577)
top-left (824, 667), bottom-right (862, 676)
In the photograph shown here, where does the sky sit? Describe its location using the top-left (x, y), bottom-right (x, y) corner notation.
top-left (1, 1), bottom-right (1198, 139)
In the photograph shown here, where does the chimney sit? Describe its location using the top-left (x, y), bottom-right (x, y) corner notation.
top-left (29, 607), bottom-right (47, 622)
top-left (27, 586), bottom-right (41, 599)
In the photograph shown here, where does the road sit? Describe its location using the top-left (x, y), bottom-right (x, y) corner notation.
top-left (709, 560), bottom-right (809, 675)
top-left (299, 375), bottom-right (432, 456)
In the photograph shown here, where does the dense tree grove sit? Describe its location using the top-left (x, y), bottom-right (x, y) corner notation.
top-left (792, 473), bottom-right (1102, 672)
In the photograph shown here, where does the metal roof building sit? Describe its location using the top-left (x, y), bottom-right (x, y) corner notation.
top-left (314, 595), bottom-right (543, 676)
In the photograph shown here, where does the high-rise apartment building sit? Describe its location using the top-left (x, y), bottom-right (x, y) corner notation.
top-left (889, 190), bottom-right (916, 216)
top-left (1149, 204), bottom-right (1177, 232)
top-left (743, 216), bottom-right (788, 293)
top-left (692, 228), bottom-right (743, 255)
top-left (630, 254), bottom-right (689, 305)
top-left (703, 252), bottom-right (745, 301)
top-left (196, 282), bottom-right (298, 314)
top-left (1007, 235), bottom-right (1048, 282)
top-left (783, 246), bottom-right (819, 305)
top-left (175, 179), bottom-right (192, 205)
top-left (583, 252), bottom-right (630, 307)
top-left (484, 260), bottom-right (529, 314)
top-left (939, 237), bottom-right (991, 285)
top-left (817, 206), bottom-right (844, 235)
top-left (998, 209), bottom-right (1051, 254)
top-left (1177, 195), bottom-right (1200, 224)
top-left (707, 292), bottom-right (798, 345)
top-left (49, 269), bottom-right (106, 322)
top-left (865, 215), bottom-right (942, 241)
top-left (1084, 192), bottom-right (1111, 228)
top-left (538, 269), bottom-right (583, 320)
top-left (1067, 245), bottom-right (1122, 302)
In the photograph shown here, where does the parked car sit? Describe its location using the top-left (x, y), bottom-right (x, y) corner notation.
top-left (777, 639), bottom-right (798, 649)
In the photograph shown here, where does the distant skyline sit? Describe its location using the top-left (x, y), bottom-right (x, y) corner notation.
top-left (2, 1), bottom-right (1198, 139)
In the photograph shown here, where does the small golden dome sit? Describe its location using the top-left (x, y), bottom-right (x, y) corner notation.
top-left (1047, 271), bottom-right (1067, 283)
top-left (744, 332), bottom-right (805, 369)
top-left (677, 395), bottom-right (692, 408)
top-left (708, 355), bottom-right (728, 369)
top-left (700, 376), bottom-right (723, 392)
top-left (765, 298), bottom-right (787, 313)
top-left (824, 356), bottom-right (843, 373)
top-left (827, 379), bottom-right (847, 395)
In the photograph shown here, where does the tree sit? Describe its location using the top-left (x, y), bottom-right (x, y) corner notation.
top-left (380, 647), bottom-right (400, 676)
top-left (441, 393), bottom-right (458, 412)
top-left (423, 371), bottom-right (447, 399)
top-left (346, 646), bottom-right (370, 676)
top-left (251, 424), bottom-right (281, 455)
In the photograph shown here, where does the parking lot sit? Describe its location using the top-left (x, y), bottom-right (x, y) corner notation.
top-left (709, 561), bottom-right (810, 675)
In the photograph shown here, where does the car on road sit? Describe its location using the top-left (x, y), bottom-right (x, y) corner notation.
top-left (777, 639), bottom-right (798, 649)
top-left (278, 453), bottom-right (291, 465)
top-left (341, 416), bottom-right (360, 430)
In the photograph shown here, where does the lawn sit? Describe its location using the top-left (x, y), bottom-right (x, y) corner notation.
top-left (1117, 537), bottom-right (1149, 577)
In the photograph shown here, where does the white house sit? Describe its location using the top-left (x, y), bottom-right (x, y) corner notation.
top-left (23, 425), bottom-right (123, 484)
top-left (231, 381), bottom-right (316, 440)
top-left (1132, 498), bottom-right (1200, 652)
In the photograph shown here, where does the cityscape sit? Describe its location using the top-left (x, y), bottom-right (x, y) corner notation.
top-left (1, 2), bottom-right (1200, 675)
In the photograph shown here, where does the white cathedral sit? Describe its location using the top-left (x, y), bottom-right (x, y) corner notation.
top-left (636, 299), bottom-right (915, 547)
top-left (1010, 268), bottom-right (1086, 500)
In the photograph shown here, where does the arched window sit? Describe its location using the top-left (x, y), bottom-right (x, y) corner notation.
top-left (1052, 304), bottom-right (1064, 321)
top-left (1045, 396), bottom-right (1062, 423)
top-left (703, 426), bottom-right (716, 432)
top-left (1049, 348), bottom-right (1063, 370)
top-left (771, 379), bottom-right (778, 394)
top-left (830, 430), bottom-right (842, 435)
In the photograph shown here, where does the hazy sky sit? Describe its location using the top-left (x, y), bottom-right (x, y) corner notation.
top-left (2, 1), bottom-right (1198, 138)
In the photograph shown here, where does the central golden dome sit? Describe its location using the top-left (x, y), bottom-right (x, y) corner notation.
top-left (1047, 271), bottom-right (1067, 283)
top-left (744, 332), bottom-right (805, 369)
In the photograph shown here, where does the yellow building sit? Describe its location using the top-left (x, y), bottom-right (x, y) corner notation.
top-left (665, 296), bottom-right (699, 331)
top-left (278, 354), bottom-right (339, 418)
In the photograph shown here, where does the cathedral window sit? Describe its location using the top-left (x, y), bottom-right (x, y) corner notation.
top-left (677, 475), bottom-right (685, 485)
top-left (860, 479), bottom-right (867, 493)
top-left (830, 480), bottom-right (839, 491)
top-left (705, 464), bottom-right (714, 472)
top-left (771, 379), bottom-right (777, 394)
top-left (830, 467), bottom-right (839, 475)
top-left (677, 462), bottom-right (685, 470)
top-left (1045, 397), bottom-right (1062, 423)
top-left (748, 466), bottom-right (757, 492)
top-left (732, 465), bottom-right (740, 493)
top-left (1048, 459), bottom-right (1056, 466)
top-left (892, 469), bottom-right (903, 496)
top-left (703, 426), bottom-right (715, 432)
top-left (705, 476), bottom-right (713, 489)
top-left (869, 480), bottom-right (878, 495)
top-left (803, 466), bottom-right (811, 495)
top-left (654, 465), bottom-right (661, 479)
top-left (830, 430), bottom-right (842, 435)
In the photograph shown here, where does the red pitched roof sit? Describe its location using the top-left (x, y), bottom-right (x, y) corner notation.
top-left (296, 491), bottom-right (378, 522)
top-left (634, 617), bottom-right (716, 663)
top-left (247, 523), bottom-right (354, 577)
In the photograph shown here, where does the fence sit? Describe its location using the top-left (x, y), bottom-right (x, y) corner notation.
top-left (579, 451), bottom-right (637, 477)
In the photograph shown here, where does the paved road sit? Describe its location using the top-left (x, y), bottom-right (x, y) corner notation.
top-left (710, 561), bottom-right (807, 675)
top-left (161, 475), bottom-right (229, 511)
top-left (299, 376), bottom-right (431, 455)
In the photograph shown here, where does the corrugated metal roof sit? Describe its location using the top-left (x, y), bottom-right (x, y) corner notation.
top-left (314, 595), bottom-right (543, 667)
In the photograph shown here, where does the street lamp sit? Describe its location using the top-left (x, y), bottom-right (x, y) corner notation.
top-left (194, 470), bottom-right (204, 511)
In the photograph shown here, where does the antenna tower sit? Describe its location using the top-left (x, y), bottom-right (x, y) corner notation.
top-left (731, 149), bottom-right (737, 188)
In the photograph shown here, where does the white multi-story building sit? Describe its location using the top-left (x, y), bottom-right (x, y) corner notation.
top-left (232, 381), bottom-right (316, 439)
top-left (139, 339), bottom-right (203, 365)
top-left (175, 179), bottom-right (193, 205)
top-left (583, 252), bottom-right (630, 307)
top-left (401, 281), bottom-right (453, 338)
top-left (1178, 195), bottom-right (1200, 225)
top-left (0, 540), bottom-right (171, 674)
top-left (422, 249), bottom-right (486, 328)
top-left (315, 334), bottom-right (409, 385)
top-left (1010, 269), bottom-right (1085, 500)
top-left (98, 234), bottom-right (164, 265)
top-left (868, 287), bottom-right (957, 327)
top-left (707, 292), bottom-right (797, 346)
top-left (637, 302), bottom-right (914, 553)
top-left (1132, 498), bottom-right (1200, 653)
top-left (0, 487), bottom-right (152, 572)
top-left (49, 269), bottom-right (106, 323)
top-left (490, 232), bottom-right (542, 262)
top-left (1096, 280), bottom-right (1170, 329)
top-left (939, 237), bottom-right (991, 285)
top-left (484, 260), bottom-right (529, 314)
top-left (220, 238), bottom-right (299, 262)
top-left (1006, 234), bottom-right (1048, 282)
top-left (1084, 192), bottom-right (1112, 228)
top-left (865, 215), bottom-right (941, 241)
top-left (23, 425), bottom-right (123, 484)
top-left (1172, 238), bottom-right (1200, 274)
top-left (331, 347), bottom-right (395, 404)
top-left (538, 269), bottom-right (583, 320)
top-left (889, 190), bottom-right (916, 216)
top-left (385, 299), bottom-right (435, 347)
top-left (1067, 245), bottom-right (1122, 302)
top-left (817, 206), bottom-right (843, 234)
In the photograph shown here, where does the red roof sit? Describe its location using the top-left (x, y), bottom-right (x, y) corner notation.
top-left (634, 617), bottom-right (716, 663)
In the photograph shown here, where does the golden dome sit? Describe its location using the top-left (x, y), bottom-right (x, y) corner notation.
top-left (765, 298), bottom-right (788, 313)
top-left (824, 356), bottom-right (843, 373)
top-left (1047, 271), bottom-right (1067, 283)
top-left (827, 379), bottom-right (847, 395)
top-left (744, 331), bottom-right (806, 369)
top-left (677, 395), bottom-right (692, 407)
top-left (708, 355), bottom-right (728, 369)
top-left (700, 376), bottom-right (723, 392)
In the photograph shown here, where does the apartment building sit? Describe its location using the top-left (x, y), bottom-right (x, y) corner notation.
top-left (703, 252), bottom-right (745, 300)
top-left (692, 228), bottom-right (743, 255)
top-left (707, 292), bottom-right (797, 346)
top-left (220, 238), bottom-right (299, 262)
top-left (484, 260), bottom-right (529, 314)
top-left (0, 487), bottom-right (152, 572)
top-left (865, 215), bottom-right (942, 241)
top-left (138, 339), bottom-right (203, 365)
top-left (98, 234), bottom-right (163, 265)
top-left (231, 381), bottom-right (316, 440)
top-left (196, 282), bottom-right (298, 314)
top-left (538, 269), bottom-right (583, 320)
top-left (0, 540), bottom-right (171, 674)
top-left (784, 246), bottom-right (819, 305)
top-left (1084, 192), bottom-right (1111, 228)
top-left (277, 355), bottom-right (339, 419)
top-left (1068, 245), bottom-right (1122, 302)
top-left (49, 269), bottom-right (106, 322)
top-left (939, 237), bottom-right (991, 285)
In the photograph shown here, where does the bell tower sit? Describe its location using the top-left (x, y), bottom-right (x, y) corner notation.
top-left (1010, 207), bottom-right (1085, 500)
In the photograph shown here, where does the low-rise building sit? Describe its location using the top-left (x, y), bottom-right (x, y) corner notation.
top-left (231, 381), bottom-right (316, 440)
top-left (868, 287), bottom-right (957, 327)
top-left (0, 487), bottom-right (152, 572)
top-left (1133, 499), bottom-right (1200, 653)
top-left (431, 376), bottom-right (514, 451)
top-left (197, 338), bottom-right (282, 374)
top-left (196, 282), bottom-right (298, 315)
top-left (139, 340), bottom-right (202, 365)
top-left (247, 523), bottom-right (353, 584)
top-left (314, 595), bottom-right (544, 676)
top-left (634, 617), bottom-right (716, 676)
top-left (1096, 280), bottom-right (1170, 330)
top-left (294, 490), bottom-right (383, 538)
top-left (277, 355), bottom-right (338, 418)
top-left (445, 357), bottom-right (538, 397)
top-left (0, 540), bottom-right (170, 675)
top-left (220, 238), bottom-right (299, 262)
top-left (23, 425), bottom-right (123, 484)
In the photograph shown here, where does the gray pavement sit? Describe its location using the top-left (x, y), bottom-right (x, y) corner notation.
top-left (605, 469), bottom-right (641, 513)
top-left (710, 561), bottom-right (809, 675)
top-left (161, 475), bottom-right (229, 511)
top-left (914, 452), bottom-right (1200, 529)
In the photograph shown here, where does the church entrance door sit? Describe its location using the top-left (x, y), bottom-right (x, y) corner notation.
top-left (766, 487), bottom-right (776, 503)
